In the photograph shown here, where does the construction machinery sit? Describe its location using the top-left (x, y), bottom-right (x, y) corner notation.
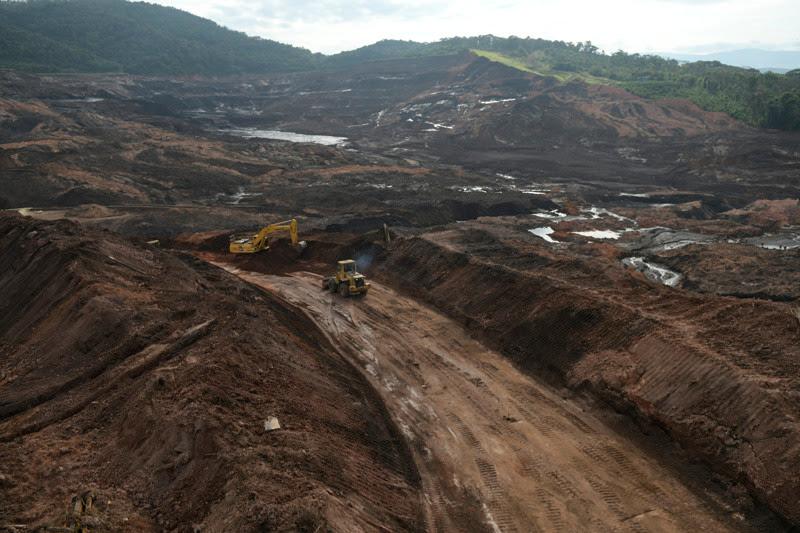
top-left (229, 218), bottom-right (305, 254)
top-left (323, 259), bottom-right (370, 297)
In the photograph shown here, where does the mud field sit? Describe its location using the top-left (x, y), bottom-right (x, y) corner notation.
top-left (1, 53), bottom-right (800, 532)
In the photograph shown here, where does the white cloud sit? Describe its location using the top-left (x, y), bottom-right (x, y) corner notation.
top-left (154, 0), bottom-right (800, 55)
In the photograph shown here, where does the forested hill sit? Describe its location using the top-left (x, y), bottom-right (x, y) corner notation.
top-left (330, 36), bottom-right (800, 130)
top-left (1, 2), bottom-right (798, 130)
top-left (0, 0), bottom-right (320, 75)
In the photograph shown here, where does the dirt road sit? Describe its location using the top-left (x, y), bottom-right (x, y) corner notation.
top-left (212, 263), bottom-right (757, 533)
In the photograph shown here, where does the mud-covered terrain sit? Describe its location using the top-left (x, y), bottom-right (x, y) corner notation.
top-left (379, 225), bottom-right (800, 527)
top-left (0, 214), bottom-right (422, 531)
top-left (3, 54), bottom-right (799, 211)
top-left (2, 51), bottom-right (800, 531)
top-left (213, 264), bottom-right (780, 532)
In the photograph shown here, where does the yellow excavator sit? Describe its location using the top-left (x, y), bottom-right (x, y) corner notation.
top-left (229, 218), bottom-right (305, 254)
top-left (322, 259), bottom-right (370, 297)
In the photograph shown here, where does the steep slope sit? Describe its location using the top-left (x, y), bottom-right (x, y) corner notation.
top-left (0, 0), bottom-right (318, 74)
top-left (378, 226), bottom-right (800, 526)
top-left (0, 213), bottom-right (422, 531)
top-left (0, 20), bottom-right (119, 73)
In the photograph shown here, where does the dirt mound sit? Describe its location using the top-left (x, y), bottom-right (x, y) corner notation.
top-left (378, 229), bottom-right (800, 526)
top-left (172, 229), bottom-right (232, 252)
top-left (0, 213), bottom-right (422, 531)
top-left (654, 243), bottom-right (800, 301)
top-left (374, 55), bottom-right (743, 150)
top-left (724, 198), bottom-right (800, 228)
top-left (473, 82), bottom-right (742, 143)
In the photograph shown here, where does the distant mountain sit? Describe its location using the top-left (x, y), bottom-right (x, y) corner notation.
top-left (327, 40), bottom-right (439, 66)
top-left (0, 0), bottom-right (319, 75)
top-left (0, 2), bottom-right (798, 131)
top-left (659, 49), bottom-right (800, 72)
top-left (327, 36), bottom-right (549, 68)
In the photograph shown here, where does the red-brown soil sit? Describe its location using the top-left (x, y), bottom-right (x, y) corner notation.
top-left (213, 264), bottom-right (769, 532)
top-left (653, 243), bottom-right (800, 301)
top-left (724, 199), bottom-right (800, 228)
top-left (2, 51), bottom-right (800, 532)
top-left (375, 225), bottom-right (800, 526)
top-left (0, 213), bottom-right (422, 532)
top-left (2, 55), bottom-right (799, 223)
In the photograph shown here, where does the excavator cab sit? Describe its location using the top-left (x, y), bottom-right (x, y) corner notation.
top-left (323, 259), bottom-right (370, 297)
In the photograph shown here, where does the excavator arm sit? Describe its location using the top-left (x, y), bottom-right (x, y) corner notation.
top-left (229, 218), bottom-right (299, 253)
top-left (252, 219), bottom-right (298, 247)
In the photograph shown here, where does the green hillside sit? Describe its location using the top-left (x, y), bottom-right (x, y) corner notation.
top-left (0, 0), bottom-right (319, 74)
top-left (331, 36), bottom-right (800, 130)
top-left (1, 2), bottom-right (798, 130)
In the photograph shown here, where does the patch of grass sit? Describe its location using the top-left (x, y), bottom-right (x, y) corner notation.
top-left (471, 49), bottom-right (611, 85)
top-left (471, 49), bottom-right (534, 73)
top-left (547, 69), bottom-right (612, 85)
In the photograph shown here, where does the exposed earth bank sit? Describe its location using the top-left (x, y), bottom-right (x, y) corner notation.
top-left (213, 263), bottom-right (788, 532)
top-left (376, 227), bottom-right (800, 527)
top-left (0, 213), bottom-right (422, 532)
top-left (2, 49), bottom-right (800, 532)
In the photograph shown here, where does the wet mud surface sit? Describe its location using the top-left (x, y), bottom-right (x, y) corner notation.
top-left (2, 52), bottom-right (800, 530)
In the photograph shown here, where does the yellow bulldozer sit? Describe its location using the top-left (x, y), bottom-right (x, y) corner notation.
top-left (229, 218), bottom-right (305, 254)
top-left (323, 259), bottom-right (370, 297)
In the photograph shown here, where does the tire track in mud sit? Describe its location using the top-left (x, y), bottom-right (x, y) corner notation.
top-left (212, 265), bottom-right (760, 533)
top-left (359, 298), bottom-right (542, 532)
top-left (399, 328), bottom-right (549, 532)
top-left (475, 457), bottom-right (518, 532)
top-left (535, 487), bottom-right (566, 532)
top-left (238, 268), bottom-right (530, 531)
top-left (206, 263), bottom-right (428, 530)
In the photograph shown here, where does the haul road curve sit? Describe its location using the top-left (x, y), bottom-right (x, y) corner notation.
top-left (211, 262), bottom-right (762, 533)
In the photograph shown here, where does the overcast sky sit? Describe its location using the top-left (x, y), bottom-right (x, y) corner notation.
top-left (155, 0), bottom-right (800, 55)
